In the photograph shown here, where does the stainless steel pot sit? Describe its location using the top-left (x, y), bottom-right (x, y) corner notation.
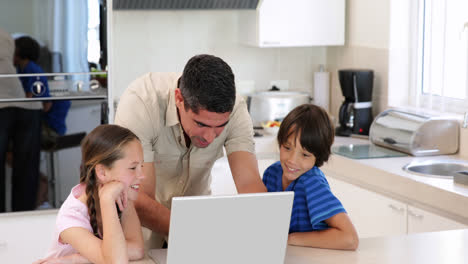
top-left (247, 91), bottom-right (312, 127)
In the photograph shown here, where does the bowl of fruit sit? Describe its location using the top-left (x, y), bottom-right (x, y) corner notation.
top-left (262, 121), bottom-right (281, 135)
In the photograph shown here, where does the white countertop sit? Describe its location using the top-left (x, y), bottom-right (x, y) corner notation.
top-left (333, 136), bottom-right (468, 196)
top-left (128, 134), bottom-right (468, 264)
top-left (324, 136), bottom-right (468, 223)
top-left (137, 229), bottom-right (468, 264)
top-left (284, 228), bottom-right (468, 264)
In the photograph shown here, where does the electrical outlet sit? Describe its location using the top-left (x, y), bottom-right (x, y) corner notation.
top-left (269, 80), bottom-right (289, 91)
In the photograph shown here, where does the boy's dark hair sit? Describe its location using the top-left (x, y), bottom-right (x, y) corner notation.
top-left (15, 36), bottom-right (40, 62)
top-left (179, 54), bottom-right (236, 114)
top-left (277, 104), bottom-right (335, 167)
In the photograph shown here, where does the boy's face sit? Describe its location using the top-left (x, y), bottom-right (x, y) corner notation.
top-left (279, 133), bottom-right (316, 187)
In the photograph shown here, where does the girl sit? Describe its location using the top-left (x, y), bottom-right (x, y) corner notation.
top-left (262, 104), bottom-right (359, 250)
top-left (35, 124), bottom-right (145, 263)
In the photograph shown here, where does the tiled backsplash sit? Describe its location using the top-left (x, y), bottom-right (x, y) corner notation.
top-left (326, 45), bottom-right (389, 121)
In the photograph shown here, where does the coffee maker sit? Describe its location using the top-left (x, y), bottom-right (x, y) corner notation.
top-left (336, 69), bottom-right (374, 137)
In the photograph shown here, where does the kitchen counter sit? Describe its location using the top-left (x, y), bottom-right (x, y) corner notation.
top-left (324, 136), bottom-right (468, 224)
top-left (83, 135), bottom-right (468, 264)
top-left (136, 228), bottom-right (468, 264)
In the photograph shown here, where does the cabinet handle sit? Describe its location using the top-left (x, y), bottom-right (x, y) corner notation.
top-left (262, 41), bottom-right (281, 45)
top-left (408, 210), bottom-right (424, 219)
top-left (388, 204), bottom-right (405, 212)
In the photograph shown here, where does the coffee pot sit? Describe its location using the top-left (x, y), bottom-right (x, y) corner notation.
top-left (336, 69), bottom-right (374, 136)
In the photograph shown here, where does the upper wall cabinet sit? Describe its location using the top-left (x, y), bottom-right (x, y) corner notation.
top-left (239, 0), bottom-right (345, 47)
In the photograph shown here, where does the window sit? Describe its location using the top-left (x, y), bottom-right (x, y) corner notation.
top-left (417, 0), bottom-right (468, 113)
top-left (87, 0), bottom-right (101, 67)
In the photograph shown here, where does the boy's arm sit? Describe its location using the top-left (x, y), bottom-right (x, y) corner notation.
top-left (287, 212), bottom-right (359, 250)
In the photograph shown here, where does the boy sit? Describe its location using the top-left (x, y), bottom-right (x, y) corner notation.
top-left (262, 104), bottom-right (359, 250)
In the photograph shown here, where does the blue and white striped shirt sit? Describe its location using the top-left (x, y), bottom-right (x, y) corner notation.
top-left (262, 161), bottom-right (346, 233)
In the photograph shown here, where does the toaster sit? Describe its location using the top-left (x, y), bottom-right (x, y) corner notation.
top-left (369, 109), bottom-right (459, 156)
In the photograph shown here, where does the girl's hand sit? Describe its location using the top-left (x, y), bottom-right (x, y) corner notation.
top-left (98, 181), bottom-right (128, 211)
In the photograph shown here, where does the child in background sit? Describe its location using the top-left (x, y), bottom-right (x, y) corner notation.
top-left (34, 124), bottom-right (145, 263)
top-left (14, 36), bottom-right (71, 144)
top-left (262, 104), bottom-right (359, 250)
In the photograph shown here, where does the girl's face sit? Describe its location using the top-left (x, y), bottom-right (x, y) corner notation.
top-left (105, 139), bottom-right (145, 201)
top-left (279, 133), bottom-right (316, 189)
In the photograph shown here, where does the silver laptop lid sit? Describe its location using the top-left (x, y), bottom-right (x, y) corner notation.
top-left (166, 192), bottom-right (294, 264)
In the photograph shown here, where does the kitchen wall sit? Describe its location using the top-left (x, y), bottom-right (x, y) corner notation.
top-left (326, 0), bottom-right (391, 119)
top-left (112, 10), bottom-right (327, 103)
top-left (0, 0), bottom-right (34, 36)
top-left (112, 4), bottom-right (468, 157)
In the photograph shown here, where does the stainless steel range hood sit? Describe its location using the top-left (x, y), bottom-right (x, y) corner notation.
top-left (113, 0), bottom-right (260, 10)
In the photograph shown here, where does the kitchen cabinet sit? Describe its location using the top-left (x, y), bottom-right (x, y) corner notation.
top-left (407, 205), bottom-right (468, 234)
top-left (327, 176), bottom-right (407, 237)
top-left (327, 175), bottom-right (467, 238)
top-left (0, 210), bottom-right (57, 263)
top-left (238, 0), bottom-right (345, 47)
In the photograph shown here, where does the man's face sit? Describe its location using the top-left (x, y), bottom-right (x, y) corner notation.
top-left (175, 88), bottom-right (231, 148)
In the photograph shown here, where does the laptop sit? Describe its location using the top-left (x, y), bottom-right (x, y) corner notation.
top-left (148, 192), bottom-right (294, 264)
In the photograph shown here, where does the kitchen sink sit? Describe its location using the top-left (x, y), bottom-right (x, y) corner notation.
top-left (403, 160), bottom-right (468, 178)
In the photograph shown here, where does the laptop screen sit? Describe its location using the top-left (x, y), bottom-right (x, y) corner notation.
top-left (156, 192), bottom-right (294, 264)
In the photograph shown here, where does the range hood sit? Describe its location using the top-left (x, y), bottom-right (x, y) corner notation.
top-left (113, 0), bottom-right (260, 10)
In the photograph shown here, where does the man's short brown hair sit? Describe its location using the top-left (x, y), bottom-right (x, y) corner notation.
top-left (277, 104), bottom-right (334, 167)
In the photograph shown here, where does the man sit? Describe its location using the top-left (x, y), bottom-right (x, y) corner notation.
top-left (0, 28), bottom-right (42, 212)
top-left (115, 54), bottom-right (266, 247)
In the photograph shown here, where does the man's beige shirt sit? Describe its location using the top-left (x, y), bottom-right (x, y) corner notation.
top-left (115, 72), bottom-right (255, 209)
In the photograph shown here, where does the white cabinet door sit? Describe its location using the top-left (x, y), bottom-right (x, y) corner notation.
top-left (407, 205), bottom-right (468, 234)
top-left (0, 211), bottom-right (57, 263)
top-left (239, 0), bottom-right (345, 47)
top-left (327, 176), bottom-right (407, 238)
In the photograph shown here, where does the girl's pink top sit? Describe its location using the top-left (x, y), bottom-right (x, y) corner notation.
top-left (45, 183), bottom-right (93, 258)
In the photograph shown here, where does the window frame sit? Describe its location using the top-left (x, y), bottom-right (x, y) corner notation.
top-left (415, 0), bottom-right (468, 114)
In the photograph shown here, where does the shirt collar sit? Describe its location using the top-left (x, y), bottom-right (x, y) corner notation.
top-left (165, 78), bottom-right (180, 127)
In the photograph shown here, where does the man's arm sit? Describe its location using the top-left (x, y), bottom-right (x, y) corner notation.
top-left (227, 151), bottom-right (267, 193)
top-left (134, 162), bottom-right (171, 236)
